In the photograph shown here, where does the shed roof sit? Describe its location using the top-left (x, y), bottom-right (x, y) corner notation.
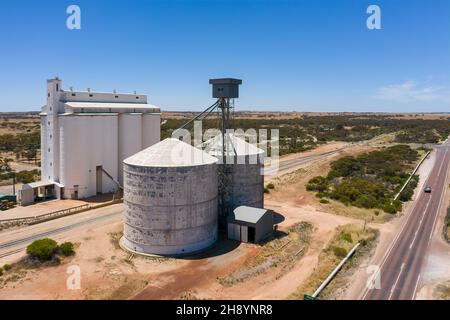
top-left (22, 181), bottom-right (58, 189)
top-left (64, 102), bottom-right (160, 114)
top-left (229, 206), bottom-right (270, 224)
top-left (124, 138), bottom-right (218, 167)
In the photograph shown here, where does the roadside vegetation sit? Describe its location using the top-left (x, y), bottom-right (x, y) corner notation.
top-left (289, 224), bottom-right (379, 299)
top-left (162, 114), bottom-right (450, 156)
top-left (0, 166), bottom-right (40, 184)
top-left (444, 208), bottom-right (450, 243)
top-left (435, 280), bottom-right (450, 300)
top-left (0, 238), bottom-right (76, 289)
top-left (26, 238), bottom-right (75, 262)
top-left (218, 222), bottom-right (313, 286)
top-left (0, 116), bottom-right (41, 186)
top-left (306, 145), bottom-right (420, 214)
top-left (0, 132), bottom-right (40, 164)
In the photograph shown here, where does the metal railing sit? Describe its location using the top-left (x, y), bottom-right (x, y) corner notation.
top-left (0, 203), bottom-right (91, 227)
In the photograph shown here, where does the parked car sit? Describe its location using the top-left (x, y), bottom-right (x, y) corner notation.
top-left (424, 186), bottom-right (432, 193)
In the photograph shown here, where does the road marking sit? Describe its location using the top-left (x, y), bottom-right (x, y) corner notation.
top-left (412, 274), bottom-right (421, 300)
top-left (429, 149), bottom-right (449, 241)
top-left (388, 262), bottom-right (405, 300)
top-left (409, 199), bottom-right (431, 249)
top-left (362, 177), bottom-right (431, 299)
top-left (0, 211), bottom-right (122, 252)
top-left (361, 150), bottom-right (438, 300)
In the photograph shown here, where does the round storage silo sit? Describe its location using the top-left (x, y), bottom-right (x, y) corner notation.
top-left (122, 138), bottom-right (219, 256)
top-left (200, 133), bottom-right (265, 216)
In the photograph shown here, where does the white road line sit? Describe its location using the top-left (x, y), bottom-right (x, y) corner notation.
top-left (429, 149), bottom-right (449, 241)
top-left (409, 199), bottom-right (431, 250)
top-left (361, 150), bottom-right (439, 300)
top-left (412, 274), bottom-right (421, 300)
top-left (361, 162), bottom-right (436, 300)
top-left (388, 262), bottom-right (405, 300)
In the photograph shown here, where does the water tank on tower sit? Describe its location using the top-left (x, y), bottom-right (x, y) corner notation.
top-left (121, 138), bottom-right (219, 256)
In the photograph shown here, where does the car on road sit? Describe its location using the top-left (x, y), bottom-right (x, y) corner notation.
top-left (424, 186), bottom-right (432, 193)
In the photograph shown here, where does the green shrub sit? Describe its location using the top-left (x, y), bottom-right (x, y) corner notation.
top-left (319, 199), bottom-right (329, 204)
top-left (3, 264), bottom-right (11, 271)
top-left (382, 203), bottom-right (397, 214)
top-left (59, 242), bottom-right (75, 256)
top-left (26, 238), bottom-right (58, 262)
top-left (264, 187), bottom-right (270, 194)
top-left (333, 246), bottom-right (348, 258)
top-left (0, 267), bottom-right (3, 276)
top-left (306, 176), bottom-right (329, 192)
top-left (266, 183), bottom-right (275, 189)
top-left (341, 233), bottom-right (353, 243)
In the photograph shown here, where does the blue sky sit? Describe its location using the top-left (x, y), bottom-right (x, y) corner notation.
top-left (0, 0), bottom-right (449, 112)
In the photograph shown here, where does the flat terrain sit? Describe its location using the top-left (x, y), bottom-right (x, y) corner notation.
top-left (0, 141), bottom-right (382, 299)
top-left (0, 112), bottom-right (449, 300)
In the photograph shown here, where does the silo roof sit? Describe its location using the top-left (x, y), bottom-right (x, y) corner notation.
top-left (200, 133), bottom-right (265, 157)
top-left (124, 138), bottom-right (218, 167)
top-left (64, 102), bottom-right (160, 114)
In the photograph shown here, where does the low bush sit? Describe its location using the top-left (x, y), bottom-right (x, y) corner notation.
top-left (3, 264), bottom-right (11, 271)
top-left (0, 267), bottom-right (3, 276)
top-left (332, 246), bottom-right (348, 258)
top-left (341, 233), bottom-right (353, 243)
top-left (266, 183), bottom-right (275, 189)
top-left (319, 199), bottom-right (329, 204)
top-left (26, 238), bottom-right (58, 262)
top-left (382, 203), bottom-right (397, 214)
top-left (59, 242), bottom-right (75, 256)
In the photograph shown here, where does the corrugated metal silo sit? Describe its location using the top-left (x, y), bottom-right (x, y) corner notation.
top-left (122, 138), bottom-right (219, 256)
top-left (200, 133), bottom-right (265, 216)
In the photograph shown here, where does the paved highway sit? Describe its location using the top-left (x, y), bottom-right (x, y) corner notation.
top-left (362, 143), bottom-right (450, 300)
top-left (0, 204), bottom-right (123, 262)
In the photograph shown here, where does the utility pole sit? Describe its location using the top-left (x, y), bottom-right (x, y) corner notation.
top-left (12, 171), bottom-right (16, 195)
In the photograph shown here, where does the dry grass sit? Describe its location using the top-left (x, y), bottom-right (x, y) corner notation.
top-left (109, 231), bottom-right (123, 250)
top-left (435, 281), bottom-right (450, 300)
top-left (217, 222), bottom-right (313, 286)
top-left (289, 224), bottom-right (379, 300)
top-left (323, 200), bottom-right (392, 223)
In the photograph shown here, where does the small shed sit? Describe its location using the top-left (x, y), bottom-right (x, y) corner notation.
top-left (18, 181), bottom-right (62, 206)
top-left (227, 206), bottom-right (273, 243)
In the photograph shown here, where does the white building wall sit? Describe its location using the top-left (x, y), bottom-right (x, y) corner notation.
top-left (38, 78), bottom-right (161, 201)
top-left (43, 79), bottom-right (63, 183)
top-left (118, 114), bottom-right (142, 185)
top-left (40, 115), bottom-right (48, 182)
top-left (142, 113), bottom-right (161, 148)
top-left (59, 114), bottom-right (118, 199)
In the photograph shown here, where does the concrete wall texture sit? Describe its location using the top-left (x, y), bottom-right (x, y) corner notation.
top-left (122, 163), bottom-right (218, 256)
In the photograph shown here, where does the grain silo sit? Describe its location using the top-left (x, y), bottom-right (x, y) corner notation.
top-left (200, 133), bottom-right (265, 217)
top-left (121, 138), bottom-right (219, 256)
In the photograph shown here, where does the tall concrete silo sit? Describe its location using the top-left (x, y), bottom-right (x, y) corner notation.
top-left (121, 138), bottom-right (219, 256)
top-left (200, 133), bottom-right (265, 217)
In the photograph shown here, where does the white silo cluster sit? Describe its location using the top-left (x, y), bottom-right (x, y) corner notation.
top-left (121, 138), bottom-right (219, 256)
top-left (121, 78), bottom-right (267, 256)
